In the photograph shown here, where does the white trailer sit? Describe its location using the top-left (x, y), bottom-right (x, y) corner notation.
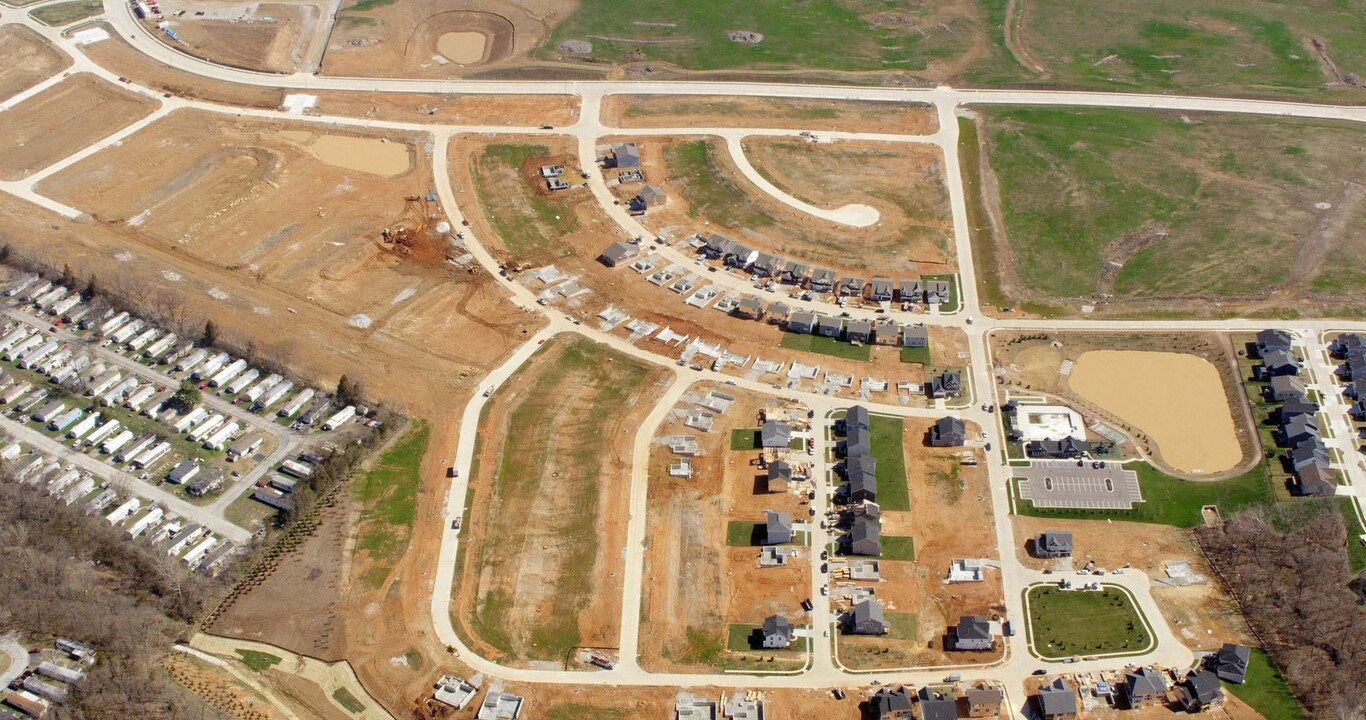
top-left (85, 418), bottom-right (121, 446)
top-left (255, 380), bottom-right (294, 411)
top-left (225, 368), bottom-right (260, 395)
top-left (50, 408), bottom-right (84, 432)
top-left (142, 395), bottom-right (173, 418)
top-left (172, 406), bottom-right (210, 433)
top-left (279, 387), bottom-right (315, 417)
top-left (208, 359), bottom-right (248, 388)
top-left (123, 384), bottom-right (157, 410)
top-left (0, 442), bottom-right (20, 461)
top-left (109, 319), bottom-right (145, 345)
top-left (106, 498), bottom-right (141, 525)
top-left (5, 275), bottom-right (38, 297)
top-left (63, 476), bottom-right (96, 505)
top-left (34, 286), bottom-right (69, 309)
top-left (176, 348), bottom-right (209, 372)
top-left (131, 441), bottom-right (171, 469)
top-left (188, 413), bottom-right (225, 442)
top-left (50, 294), bottom-right (82, 317)
top-left (22, 280), bottom-right (53, 302)
top-left (4, 333), bottom-right (44, 361)
top-left (0, 326), bottom-right (32, 352)
top-left (116, 433), bottom-right (157, 463)
top-left (166, 527), bottom-right (205, 557)
top-left (100, 376), bottom-right (138, 407)
top-left (280, 459), bottom-right (314, 480)
top-left (182, 537), bottom-right (218, 568)
top-left (67, 412), bottom-right (100, 439)
top-left (18, 340), bottom-right (59, 369)
top-left (97, 311), bottom-right (130, 337)
top-left (244, 373), bottom-right (281, 402)
top-left (38, 349), bottom-right (74, 375)
top-left (227, 433), bottom-right (263, 461)
top-left (100, 429), bottom-right (135, 455)
top-left (322, 405), bottom-right (357, 431)
top-left (127, 327), bottom-right (160, 352)
top-left (127, 507), bottom-right (164, 538)
top-left (203, 421), bottom-right (239, 451)
top-left (48, 469), bottom-right (81, 496)
top-left (33, 400), bottom-right (67, 423)
top-left (86, 370), bottom-right (123, 397)
top-left (193, 352), bottom-right (231, 380)
top-left (0, 381), bottom-right (27, 405)
top-left (144, 333), bottom-right (177, 358)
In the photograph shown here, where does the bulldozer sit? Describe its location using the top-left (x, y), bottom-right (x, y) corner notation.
top-left (379, 194), bottom-right (441, 257)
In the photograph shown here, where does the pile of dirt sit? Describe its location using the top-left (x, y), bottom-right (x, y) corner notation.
top-left (727, 30), bottom-right (763, 44)
top-left (556, 39), bottom-right (593, 54)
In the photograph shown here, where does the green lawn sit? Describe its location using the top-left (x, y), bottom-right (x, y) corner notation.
top-left (331, 687), bottom-right (365, 714)
top-left (781, 331), bottom-right (870, 362)
top-left (867, 415), bottom-right (909, 511)
top-left (923, 274), bottom-right (960, 313)
top-left (1224, 648), bottom-right (1306, 720)
top-left (469, 144), bottom-right (577, 260)
top-left (353, 422), bottom-right (428, 587)
top-left (959, 116), bottom-right (1011, 311)
top-left (29, 0), bottom-right (102, 25)
top-left (664, 140), bottom-right (777, 230)
top-left (899, 345), bottom-right (931, 365)
top-left (1339, 499), bottom-right (1366, 575)
top-left (730, 428), bottom-right (760, 450)
top-left (885, 611), bottom-right (917, 639)
top-left (726, 521), bottom-right (766, 547)
top-left (880, 535), bottom-right (916, 561)
top-left (234, 650), bottom-right (282, 672)
top-left (1026, 586), bottom-right (1150, 659)
top-left (1013, 462), bottom-right (1275, 528)
top-left (546, 705), bottom-right (631, 720)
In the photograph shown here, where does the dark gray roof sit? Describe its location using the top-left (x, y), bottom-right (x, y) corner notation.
top-left (1262, 349), bottom-right (1298, 369)
top-left (768, 460), bottom-right (793, 481)
top-left (919, 697), bottom-right (957, 720)
top-left (845, 406), bottom-right (870, 429)
top-left (1213, 643), bottom-right (1250, 683)
top-left (601, 241), bottom-right (639, 264)
top-left (851, 599), bottom-right (886, 629)
top-left (1256, 329), bottom-right (1294, 351)
top-left (957, 615), bottom-right (992, 641)
top-left (765, 510), bottom-right (793, 541)
top-left (762, 614), bottom-right (794, 640)
top-left (1039, 679), bottom-right (1078, 717)
top-left (873, 687), bottom-right (913, 713)
top-left (846, 319), bottom-right (873, 336)
top-left (850, 516), bottom-right (880, 555)
top-left (1126, 667), bottom-right (1168, 696)
top-left (845, 425), bottom-right (872, 456)
top-left (1183, 671), bottom-right (1223, 705)
top-left (761, 420), bottom-right (791, 448)
top-left (1039, 531), bottom-right (1073, 554)
top-left (933, 416), bottom-right (966, 443)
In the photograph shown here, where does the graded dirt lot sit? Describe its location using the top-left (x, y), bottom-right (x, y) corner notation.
top-left (306, 90), bottom-right (578, 126)
top-left (163, 652), bottom-right (291, 720)
top-left (602, 96), bottom-right (938, 135)
top-left (0, 73), bottom-right (157, 181)
top-left (639, 386), bottom-right (813, 673)
top-left (157, 2), bottom-right (319, 73)
top-left (973, 108), bottom-right (1366, 317)
top-left (990, 331), bottom-right (1257, 477)
top-left (455, 335), bottom-right (670, 666)
top-left (633, 135), bottom-right (954, 277)
top-left (1070, 351), bottom-right (1241, 475)
top-left (0, 25), bottom-right (71, 100)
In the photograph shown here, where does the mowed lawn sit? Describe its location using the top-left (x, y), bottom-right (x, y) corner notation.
top-left (867, 415), bottom-right (909, 511)
top-left (981, 108), bottom-right (1366, 302)
top-left (542, 0), bottom-right (978, 72)
top-left (1026, 586), bottom-right (1150, 659)
top-left (781, 331), bottom-right (870, 362)
top-left (1226, 648), bottom-right (1307, 720)
top-left (352, 422), bottom-right (429, 587)
top-left (468, 144), bottom-right (577, 261)
top-left (468, 337), bottom-right (656, 662)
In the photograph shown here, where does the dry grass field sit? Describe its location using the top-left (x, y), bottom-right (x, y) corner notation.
top-left (306, 90), bottom-right (578, 126)
top-left (602, 95), bottom-right (938, 135)
top-left (0, 73), bottom-right (157, 181)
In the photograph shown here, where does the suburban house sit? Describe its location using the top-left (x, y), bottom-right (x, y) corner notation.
top-left (817, 315), bottom-right (844, 338)
top-left (952, 615), bottom-right (993, 651)
top-left (761, 421), bottom-right (792, 448)
top-left (902, 325), bottom-right (929, 348)
top-left (1255, 329), bottom-right (1294, 357)
top-left (753, 253), bottom-right (783, 278)
top-left (930, 416), bottom-right (966, 447)
top-left (926, 280), bottom-right (951, 305)
top-left (764, 510), bottom-right (793, 544)
top-left (1330, 332), bottom-right (1364, 358)
top-left (843, 405), bottom-right (871, 431)
top-left (1034, 530), bottom-right (1073, 558)
top-left (966, 687), bottom-right (1004, 718)
top-left (810, 268), bottom-right (838, 293)
top-left (1176, 671), bottom-right (1224, 713)
top-left (734, 296), bottom-right (766, 321)
top-left (1037, 679), bottom-right (1079, 720)
top-left (846, 319), bottom-right (873, 344)
top-left (630, 185), bottom-right (667, 211)
top-left (704, 234), bottom-right (736, 259)
top-left (782, 261), bottom-right (812, 286)
top-left (600, 242), bottom-right (640, 267)
top-left (869, 278), bottom-right (895, 302)
top-left (1267, 375), bottom-right (1307, 402)
top-left (609, 142), bottom-right (640, 168)
top-left (1259, 349), bottom-right (1300, 378)
top-left (767, 460), bottom-right (793, 492)
top-left (788, 311), bottom-right (818, 335)
top-left (870, 686), bottom-right (913, 720)
top-left (1278, 414), bottom-right (1320, 447)
top-left (1280, 396), bottom-right (1319, 420)
top-left (725, 243), bottom-right (759, 269)
top-left (1292, 464), bottom-right (1337, 497)
top-left (1026, 436), bottom-right (1090, 459)
top-left (844, 424), bottom-right (872, 456)
top-left (1344, 352), bottom-right (1366, 380)
top-left (899, 279), bottom-right (924, 303)
top-left (1291, 438), bottom-right (1330, 472)
top-left (1124, 667), bottom-right (1169, 709)
top-left (846, 456), bottom-right (878, 502)
top-left (760, 615), bottom-right (795, 649)
top-left (1210, 643), bottom-right (1250, 684)
top-left (850, 515), bottom-right (882, 556)
top-left (839, 276), bottom-right (866, 297)
top-left (928, 371), bottom-right (963, 399)
top-left (846, 599), bottom-right (889, 635)
top-left (767, 301), bottom-right (791, 325)
top-left (917, 689), bottom-right (957, 720)
top-left (873, 322), bottom-right (900, 346)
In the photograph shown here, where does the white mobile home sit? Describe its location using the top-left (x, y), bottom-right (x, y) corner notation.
top-left (203, 421), bottom-right (240, 451)
top-left (187, 413), bottom-right (225, 442)
top-left (131, 441), bottom-right (171, 469)
top-left (85, 418), bottom-right (121, 446)
top-left (279, 387), bottom-right (315, 417)
top-left (67, 412), bottom-right (100, 439)
top-left (255, 380), bottom-right (294, 410)
top-left (193, 352), bottom-right (231, 380)
top-left (126, 507), bottom-right (164, 538)
top-left (172, 407), bottom-right (210, 433)
top-left (106, 497), bottom-right (141, 525)
top-left (225, 368), bottom-right (260, 395)
top-left (208, 359), bottom-right (248, 388)
top-left (176, 348), bottom-right (209, 372)
top-left (100, 429), bottom-right (135, 455)
top-left (322, 405), bottom-right (357, 431)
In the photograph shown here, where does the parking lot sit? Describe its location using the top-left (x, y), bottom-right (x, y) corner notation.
top-left (1015, 460), bottom-right (1143, 510)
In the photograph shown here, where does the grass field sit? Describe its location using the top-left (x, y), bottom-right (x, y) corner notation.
top-left (1026, 586), bottom-right (1149, 658)
top-left (730, 428), bottom-right (760, 450)
top-left (331, 687), bottom-right (365, 714)
top-left (353, 422), bottom-right (428, 588)
top-left (923, 274), bottom-right (960, 312)
top-left (666, 139), bottom-right (777, 230)
top-left (542, 0), bottom-right (978, 73)
top-left (900, 345), bottom-right (932, 365)
top-left (29, 0), bottom-right (102, 25)
top-left (881, 535), bottom-right (916, 561)
top-left (469, 144), bottom-right (577, 261)
top-left (1225, 648), bottom-right (1306, 720)
top-left (726, 521), bottom-right (767, 547)
top-left (234, 649), bottom-right (281, 671)
top-left (546, 706), bottom-right (631, 720)
top-left (780, 331), bottom-right (870, 362)
top-left (981, 108), bottom-right (1366, 304)
top-left (1013, 462), bottom-right (1275, 528)
top-left (868, 415), bottom-right (909, 511)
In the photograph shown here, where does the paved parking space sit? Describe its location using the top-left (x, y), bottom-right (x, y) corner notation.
top-left (1015, 460), bottom-right (1144, 509)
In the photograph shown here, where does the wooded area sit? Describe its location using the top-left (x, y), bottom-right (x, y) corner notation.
top-left (1198, 503), bottom-right (1365, 720)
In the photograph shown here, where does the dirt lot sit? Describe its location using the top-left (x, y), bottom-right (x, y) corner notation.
top-left (155, 1), bottom-right (320, 73)
top-left (838, 418), bottom-right (1002, 670)
top-left (602, 95), bottom-right (939, 135)
top-left (0, 25), bottom-right (71, 101)
top-left (0, 73), bottom-right (157, 181)
top-left (164, 652), bottom-right (290, 720)
top-left (625, 135), bottom-right (954, 277)
top-left (1011, 516), bottom-right (1253, 652)
top-left (454, 335), bottom-right (670, 666)
top-left (307, 90), bottom-right (578, 126)
top-left (78, 23), bottom-right (285, 109)
top-left (990, 330), bottom-right (1258, 478)
top-left (639, 385), bottom-right (813, 673)
top-left (321, 0), bottom-right (563, 78)
top-left (495, 683), bottom-right (877, 720)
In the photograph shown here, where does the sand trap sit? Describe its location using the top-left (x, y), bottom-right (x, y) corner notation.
top-left (437, 31), bottom-right (486, 64)
top-left (1068, 350), bottom-right (1241, 474)
top-left (277, 131), bottom-right (410, 176)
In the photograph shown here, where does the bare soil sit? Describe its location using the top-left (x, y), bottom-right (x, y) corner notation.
top-left (0, 73), bottom-right (157, 181)
top-left (602, 95), bottom-right (939, 135)
top-left (158, 2), bottom-right (317, 73)
top-left (164, 653), bottom-right (289, 720)
top-left (0, 25), bottom-right (71, 101)
top-left (306, 90), bottom-right (579, 126)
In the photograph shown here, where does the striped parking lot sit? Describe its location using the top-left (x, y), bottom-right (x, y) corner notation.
top-left (1015, 460), bottom-right (1144, 510)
